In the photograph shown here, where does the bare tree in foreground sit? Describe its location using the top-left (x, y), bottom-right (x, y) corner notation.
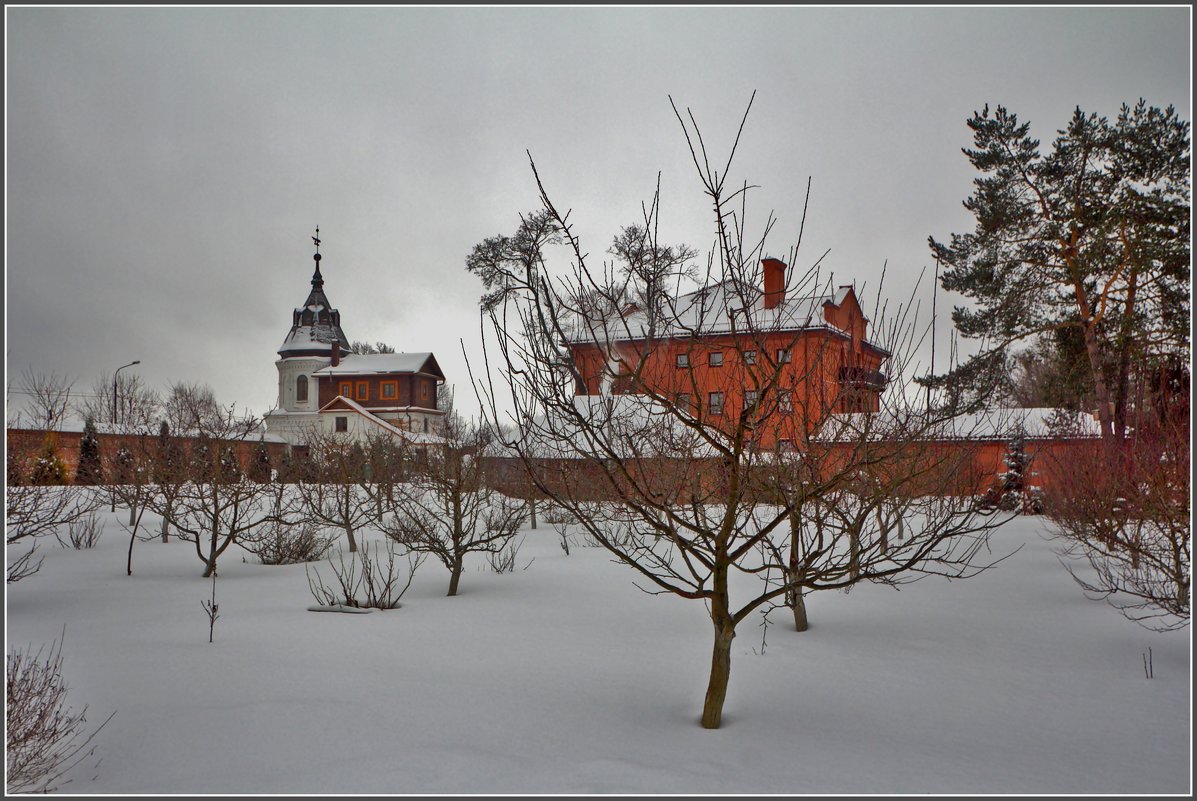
top-left (470, 94), bottom-right (1011, 728)
top-left (1045, 412), bottom-right (1190, 631)
top-left (6, 632), bottom-right (115, 793)
top-left (378, 411), bottom-right (525, 596)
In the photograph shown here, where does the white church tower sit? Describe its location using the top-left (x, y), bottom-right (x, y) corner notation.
top-left (264, 229), bottom-right (354, 444)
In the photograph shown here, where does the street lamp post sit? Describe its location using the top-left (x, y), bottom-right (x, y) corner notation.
top-left (111, 360), bottom-right (141, 512)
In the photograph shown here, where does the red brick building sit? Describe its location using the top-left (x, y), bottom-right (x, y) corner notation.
top-left (566, 257), bottom-right (890, 449)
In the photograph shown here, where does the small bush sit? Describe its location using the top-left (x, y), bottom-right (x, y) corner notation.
top-left (6, 634), bottom-right (114, 793)
top-left (244, 521), bottom-right (333, 566)
top-left (306, 542), bottom-right (424, 610)
top-left (489, 535), bottom-right (532, 573)
top-left (60, 513), bottom-right (104, 550)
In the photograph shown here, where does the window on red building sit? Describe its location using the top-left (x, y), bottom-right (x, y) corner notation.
top-left (708, 351), bottom-right (724, 367)
top-left (676, 353), bottom-right (690, 368)
top-left (708, 392), bottom-right (724, 416)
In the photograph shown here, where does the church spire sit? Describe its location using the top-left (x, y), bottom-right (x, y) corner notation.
top-left (311, 226), bottom-right (324, 290)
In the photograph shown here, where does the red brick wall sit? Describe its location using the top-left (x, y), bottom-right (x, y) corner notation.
top-left (6, 428), bottom-right (296, 484)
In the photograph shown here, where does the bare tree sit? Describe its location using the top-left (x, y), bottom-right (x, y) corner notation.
top-left (1044, 412), bottom-right (1190, 631)
top-left (74, 371), bottom-right (161, 431)
top-left (154, 403), bottom-right (279, 577)
top-left (378, 411), bottom-right (525, 596)
top-left (294, 429), bottom-right (378, 554)
top-left (13, 368), bottom-right (74, 431)
top-left (163, 381), bottom-right (221, 434)
top-left (469, 94), bottom-right (1009, 728)
top-left (6, 632), bottom-right (115, 793)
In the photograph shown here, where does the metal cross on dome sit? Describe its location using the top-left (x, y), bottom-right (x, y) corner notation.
top-left (312, 226), bottom-right (321, 252)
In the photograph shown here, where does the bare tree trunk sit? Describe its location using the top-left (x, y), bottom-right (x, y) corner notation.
top-left (529, 497), bottom-right (538, 530)
top-left (160, 510), bottom-right (170, 543)
top-left (129, 502), bottom-right (136, 527)
top-left (789, 588), bottom-right (809, 632)
top-left (701, 620), bottom-right (736, 729)
top-left (448, 557), bottom-right (463, 597)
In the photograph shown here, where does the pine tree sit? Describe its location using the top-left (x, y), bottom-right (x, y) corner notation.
top-left (29, 434), bottom-right (68, 486)
top-left (928, 101), bottom-right (1190, 443)
top-left (75, 417), bottom-right (105, 486)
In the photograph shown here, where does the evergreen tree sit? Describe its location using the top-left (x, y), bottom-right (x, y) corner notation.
top-left (75, 417), bottom-right (105, 486)
top-left (248, 440), bottom-right (273, 483)
top-left (29, 435), bottom-right (68, 486)
top-left (113, 446), bottom-right (135, 487)
top-left (928, 101), bottom-right (1190, 443)
top-left (189, 433), bottom-right (215, 482)
top-left (998, 431), bottom-right (1030, 512)
top-left (218, 446), bottom-right (242, 483)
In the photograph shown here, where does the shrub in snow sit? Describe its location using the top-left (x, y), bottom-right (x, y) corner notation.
top-left (60, 513), bottom-right (104, 550)
top-left (28, 435), bottom-right (69, 486)
top-left (306, 541), bottom-right (425, 610)
top-left (244, 520), bottom-right (332, 566)
top-left (6, 634), bottom-right (114, 793)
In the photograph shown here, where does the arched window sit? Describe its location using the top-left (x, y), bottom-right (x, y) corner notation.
top-left (296, 375), bottom-right (309, 403)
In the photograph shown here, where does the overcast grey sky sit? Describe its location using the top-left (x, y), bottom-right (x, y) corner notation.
top-left (5, 6), bottom-right (1191, 424)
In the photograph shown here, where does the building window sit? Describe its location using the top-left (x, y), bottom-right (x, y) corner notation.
top-left (296, 375), bottom-right (308, 403)
top-left (335, 416), bottom-right (348, 433)
top-left (743, 350), bottom-right (757, 365)
top-left (423, 418), bottom-right (429, 433)
top-left (676, 393), bottom-right (692, 412)
top-left (744, 390), bottom-right (759, 410)
top-left (776, 348), bottom-right (792, 364)
top-left (708, 351), bottom-right (724, 367)
top-left (676, 353), bottom-right (690, 368)
top-left (708, 392), bottom-right (724, 416)
top-left (355, 381), bottom-right (369, 401)
top-left (381, 381), bottom-right (397, 400)
top-left (339, 382), bottom-right (352, 398)
top-left (778, 438), bottom-right (794, 453)
top-left (422, 382), bottom-right (429, 400)
top-left (779, 390), bottom-right (793, 413)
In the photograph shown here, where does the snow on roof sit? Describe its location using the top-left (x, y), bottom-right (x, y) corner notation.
top-left (814, 407), bottom-right (1103, 443)
top-left (565, 280), bottom-right (884, 354)
top-left (278, 323), bottom-right (343, 353)
top-left (314, 352), bottom-right (441, 377)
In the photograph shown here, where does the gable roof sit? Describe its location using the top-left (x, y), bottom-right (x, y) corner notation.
top-left (313, 352), bottom-right (445, 380)
top-left (565, 277), bottom-right (888, 357)
top-left (317, 395), bottom-right (445, 445)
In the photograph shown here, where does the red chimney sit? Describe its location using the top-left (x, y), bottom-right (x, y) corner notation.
top-left (762, 258), bottom-right (786, 309)
top-left (331, 341), bottom-right (341, 367)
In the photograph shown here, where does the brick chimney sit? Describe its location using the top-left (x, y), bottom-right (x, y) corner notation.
top-left (331, 341), bottom-right (341, 367)
top-left (762, 258), bottom-right (787, 309)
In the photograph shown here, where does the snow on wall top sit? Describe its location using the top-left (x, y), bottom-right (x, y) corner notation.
top-left (814, 407), bottom-right (1104, 443)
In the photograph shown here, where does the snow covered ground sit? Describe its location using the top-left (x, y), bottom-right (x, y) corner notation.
top-left (5, 507), bottom-right (1191, 794)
